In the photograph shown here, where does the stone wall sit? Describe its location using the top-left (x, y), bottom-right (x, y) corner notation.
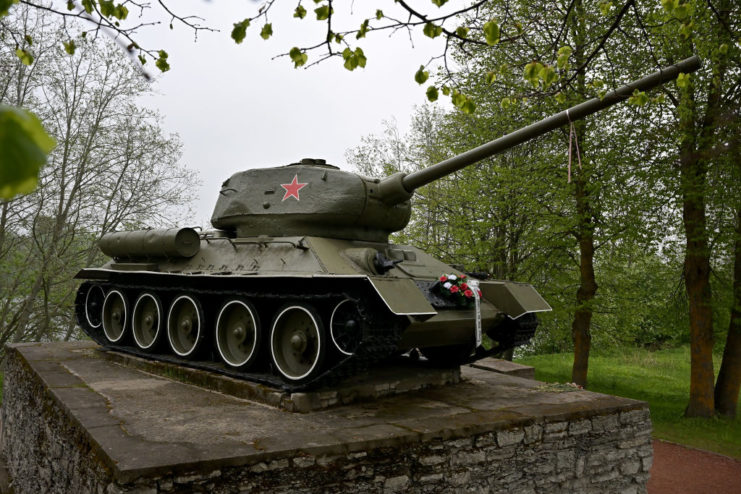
top-left (1, 343), bottom-right (652, 494)
top-left (1, 348), bottom-right (113, 494)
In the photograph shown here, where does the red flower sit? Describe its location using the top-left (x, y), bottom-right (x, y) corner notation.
top-left (450, 285), bottom-right (460, 293)
top-left (461, 275), bottom-right (467, 279)
top-left (439, 275), bottom-right (448, 282)
top-left (461, 283), bottom-right (468, 290)
top-left (477, 289), bottom-right (482, 297)
top-left (464, 289), bottom-right (473, 298)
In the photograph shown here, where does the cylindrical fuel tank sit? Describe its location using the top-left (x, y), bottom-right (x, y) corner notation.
top-left (98, 228), bottom-right (201, 259)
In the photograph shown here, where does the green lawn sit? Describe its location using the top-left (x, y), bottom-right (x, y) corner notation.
top-left (517, 346), bottom-right (741, 459)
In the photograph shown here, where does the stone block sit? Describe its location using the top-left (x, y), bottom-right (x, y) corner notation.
top-left (497, 428), bottom-right (525, 447)
top-left (469, 358), bottom-right (536, 379)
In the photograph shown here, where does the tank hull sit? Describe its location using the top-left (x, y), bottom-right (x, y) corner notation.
top-left (75, 234), bottom-right (549, 390)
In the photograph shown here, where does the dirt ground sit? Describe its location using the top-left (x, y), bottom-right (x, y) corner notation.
top-left (648, 440), bottom-right (741, 494)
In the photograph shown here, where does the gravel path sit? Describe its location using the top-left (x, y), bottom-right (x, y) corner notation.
top-left (648, 440), bottom-right (741, 494)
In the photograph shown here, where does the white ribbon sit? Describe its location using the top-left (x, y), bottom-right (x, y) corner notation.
top-left (469, 279), bottom-right (482, 350)
top-left (566, 109), bottom-right (582, 184)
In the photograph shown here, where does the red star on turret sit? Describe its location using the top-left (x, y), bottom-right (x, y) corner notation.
top-left (280, 174), bottom-right (308, 201)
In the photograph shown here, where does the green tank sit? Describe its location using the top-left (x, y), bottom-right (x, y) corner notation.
top-left (75, 57), bottom-right (700, 389)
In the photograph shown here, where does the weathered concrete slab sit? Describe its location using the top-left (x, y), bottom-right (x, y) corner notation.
top-left (101, 349), bottom-right (460, 412)
top-left (1, 342), bottom-right (653, 493)
top-left (470, 357), bottom-right (536, 380)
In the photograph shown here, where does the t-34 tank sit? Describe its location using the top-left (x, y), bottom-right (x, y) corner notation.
top-left (75, 56), bottom-right (700, 390)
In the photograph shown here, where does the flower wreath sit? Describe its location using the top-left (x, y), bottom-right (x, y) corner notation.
top-left (436, 273), bottom-right (482, 306)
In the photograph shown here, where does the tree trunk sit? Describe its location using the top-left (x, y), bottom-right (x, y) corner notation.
top-left (571, 171), bottom-right (597, 387)
top-left (715, 206), bottom-right (741, 417)
top-left (678, 113), bottom-right (715, 418)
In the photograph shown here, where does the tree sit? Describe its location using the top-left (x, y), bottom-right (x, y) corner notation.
top-left (626, 0), bottom-right (741, 417)
top-left (0, 7), bottom-right (197, 348)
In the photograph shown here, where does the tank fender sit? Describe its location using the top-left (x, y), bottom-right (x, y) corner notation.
top-left (479, 281), bottom-right (551, 319)
top-left (367, 277), bottom-right (437, 319)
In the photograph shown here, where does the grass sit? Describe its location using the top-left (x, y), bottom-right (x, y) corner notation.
top-left (517, 346), bottom-right (741, 459)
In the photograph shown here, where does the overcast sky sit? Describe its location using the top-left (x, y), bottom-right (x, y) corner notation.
top-left (134, 1), bottom-right (448, 225)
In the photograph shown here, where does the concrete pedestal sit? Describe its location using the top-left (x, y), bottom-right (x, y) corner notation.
top-left (1, 342), bottom-right (652, 493)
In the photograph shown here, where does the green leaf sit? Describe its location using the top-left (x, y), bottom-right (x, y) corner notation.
top-left (0, 0), bottom-right (16, 16)
top-left (375, 9), bottom-right (383, 20)
top-left (441, 85), bottom-right (450, 96)
top-left (460, 97), bottom-right (475, 114)
top-left (598, 1), bottom-right (613, 16)
top-left (357, 19), bottom-right (369, 39)
top-left (483, 20), bottom-right (500, 45)
top-left (557, 46), bottom-right (572, 69)
top-left (628, 89), bottom-right (649, 106)
top-left (451, 90), bottom-right (464, 107)
top-left (24, 34), bottom-right (32, 45)
top-left (660, 0), bottom-right (679, 12)
top-left (500, 97), bottom-right (511, 109)
top-left (718, 44), bottom-right (728, 55)
top-left (81, 0), bottom-right (93, 13)
top-left (555, 92), bottom-right (566, 104)
top-left (289, 47), bottom-right (308, 67)
top-left (679, 20), bottom-right (693, 38)
top-left (426, 86), bottom-right (438, 102)
top-left (334, 33), bottom-right (343, 43)
top-left (0, 105), bottom-right (56, 199)
top-left (99, 0), bottom-right (114, 17)
top-left (155, 50), bottom-right (169, 72)
top-left (539, 65), bottom-right (558, 88)
top-left (523, 61), bottom-right (542, 87)
top-left (423, 23), bottom-right (443, 39)
top-left (63, 40), bottom-right (76, 55)
top-left (676, 72), bottom-right (690, 89)
top-left (315, 5), bottom-right (332, 20)
top-left (485, 71), bottom-right (496, 84)
top-left (673, 3), bottom-right (692, 19)
top-left (414, 65), bottom-right (429, 85)
top-left (138, 54), bottom-right (146, 65)
top-left (294, 5), bottom-right (307, 19)
top-left (342, 47), bottom-right (366, 71)
top-left (449, 90), bottom-right (476, 113)
top-left (355, 47), bottom-right (366, 68)
top-left (113, 4), bottom-right (128, 20)
top-left (231, 19), bottom-right (250, 44)
top-left (260, 23), bottom-right (273, 40)
top-left (455, 26), bottom-right (469, 38)
top-left (15, 48), bottom-right (33, 66)
top-left (66, 0), bottom-right (74, 10)
top-left (431, 0), bottom-right (448, 6)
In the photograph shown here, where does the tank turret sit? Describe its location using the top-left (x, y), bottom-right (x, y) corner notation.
top-left (74, 57), bottom-right (700, 390)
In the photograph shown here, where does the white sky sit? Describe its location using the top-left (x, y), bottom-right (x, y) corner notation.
top-left (134, 1), bottom-right (448, 225)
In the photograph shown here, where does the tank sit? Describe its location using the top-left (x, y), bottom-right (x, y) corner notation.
top-left (74, 56), bottom-right (700, 390)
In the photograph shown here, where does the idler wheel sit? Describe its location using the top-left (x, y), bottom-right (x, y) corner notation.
top-left (216, 298), bottom-right (261, 368)
top-left (167, 295), bottom-right (204, 357)
top-left (270, 304), bottom-right (325, 382)
top-left (329, 299), bottom-right (364, 356)
top-left (84, 284), bottom-right (105, 329)
top-left (102, 289), bottom-right (128, 343)
top-left (132, 292), bottom-right (164, 350)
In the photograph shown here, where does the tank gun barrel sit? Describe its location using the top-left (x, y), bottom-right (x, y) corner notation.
top-left (377, 56), bottom-right (701, 204)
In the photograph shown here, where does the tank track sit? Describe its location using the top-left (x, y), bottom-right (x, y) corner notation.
top-left (75, 277), bottom-right (407, 391)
